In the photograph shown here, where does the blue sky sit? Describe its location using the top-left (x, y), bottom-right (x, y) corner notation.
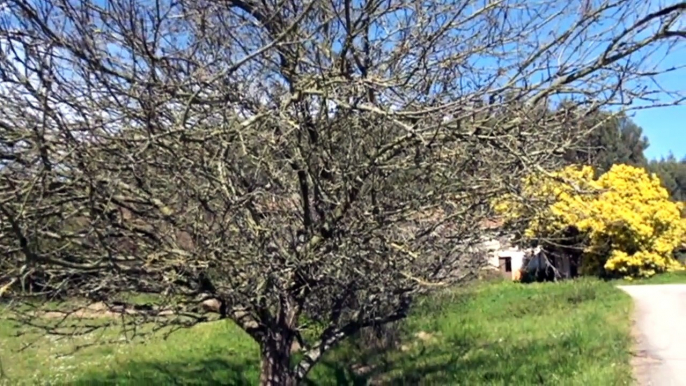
top-left (630, 27), bottom-right (686, 161)
top-left (637, 105), bottom-right (686, 161)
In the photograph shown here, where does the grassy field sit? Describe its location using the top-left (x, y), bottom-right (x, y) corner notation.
top-left (621, 270), bottom-right (686, 285)
top-left (1, 278), bottom-right (636, 385)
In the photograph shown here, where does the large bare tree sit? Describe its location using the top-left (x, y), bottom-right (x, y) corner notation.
top-left (0, 0), bottom-right (684, 384)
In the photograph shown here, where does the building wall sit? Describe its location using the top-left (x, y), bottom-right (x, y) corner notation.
top-left (503, 250), bottom-right (525, 272)
top-left (482, 239), bottom-right (527, 269)
top-left (480, 232), bottom-right (576, 280)
top-left (480, 236), bottom-right (534, 279)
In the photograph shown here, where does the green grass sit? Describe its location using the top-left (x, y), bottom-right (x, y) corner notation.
top-left (0, 278), bottom-right (635, 385)
top-left (620, 270), bottom-right (686, 285)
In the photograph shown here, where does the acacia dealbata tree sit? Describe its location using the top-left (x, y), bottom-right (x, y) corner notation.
top-left (1, 0), bottom-right (685, 384)
top-left (495, 164), bottom-right (686, 279)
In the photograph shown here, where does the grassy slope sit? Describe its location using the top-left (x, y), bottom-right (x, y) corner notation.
top-left (1, 278), bottom-right (634, 385)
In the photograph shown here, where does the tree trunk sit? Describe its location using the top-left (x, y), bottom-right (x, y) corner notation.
top-left (259, 333), bottom-right (297, 386)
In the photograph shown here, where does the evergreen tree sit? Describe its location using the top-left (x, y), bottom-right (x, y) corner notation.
top-left (563, 110), bottom-right (649, 173)
top-left (648, 155), bottom-right (686, 202)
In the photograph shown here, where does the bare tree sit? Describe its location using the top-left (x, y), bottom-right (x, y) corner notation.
top-left (0, 0), bottom-right (684, 384)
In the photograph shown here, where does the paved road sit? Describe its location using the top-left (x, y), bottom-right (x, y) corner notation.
top-left (619, 285), bottom-right (686, 386)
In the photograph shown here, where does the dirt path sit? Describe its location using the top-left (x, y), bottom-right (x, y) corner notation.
top-left (618, 285), bottom-right (686, 386)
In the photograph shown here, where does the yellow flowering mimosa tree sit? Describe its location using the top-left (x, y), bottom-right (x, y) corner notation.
top-left (494, 164), bottom-right (686, 279)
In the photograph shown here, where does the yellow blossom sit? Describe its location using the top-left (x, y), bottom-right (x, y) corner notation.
top-left (493, 164), bottom-right (686, 279)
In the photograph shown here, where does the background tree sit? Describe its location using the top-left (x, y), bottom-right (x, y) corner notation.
top-left (1, 0), bottom-right (685, 384)
top-left (562, 109), bottom-right (649, 173)
top-left (552, 105), bottom-right (686, 204)
top-left (648, 154), bottom-right (686, 202)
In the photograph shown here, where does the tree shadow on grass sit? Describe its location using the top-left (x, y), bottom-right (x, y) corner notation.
top-left (310, 334), bottom-right (595, 385)
top-left (64, 357), bottom-right (259, 386)
top-left (306, 336), bottom-right (475, 385)
top-left (63, 335), bottom-right (593, 385)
